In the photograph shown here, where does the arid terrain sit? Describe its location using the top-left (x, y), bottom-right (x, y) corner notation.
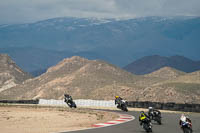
top-left (0, 55), bottom-right (200, 103)
top-left (0, 105), bottom-right (118, 133)
top-left (0, 54), bottom-right (31, 93)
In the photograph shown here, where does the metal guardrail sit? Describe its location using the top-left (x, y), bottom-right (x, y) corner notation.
top-left (0, 99), bottom-right (39, 104)
top-left (127, 101), bottom-right (200, 112)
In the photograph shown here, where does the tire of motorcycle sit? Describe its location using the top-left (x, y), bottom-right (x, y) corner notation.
top-left (183, 127), bottom-right (192, 133)
top-left (148, 128), bottom-right (152, 133)
top-left (121, 104), bottom-right (128, 112)
top-left (143, 123), bottom-right (152, 133)
top-left (73, 102), bottom-right (77, 108)
top-left (156, 117), bottom-right (162, 125)
top-left (158, 120), bottom-right (162, 125)
top-left (143, 123), bottom-right (147, 131)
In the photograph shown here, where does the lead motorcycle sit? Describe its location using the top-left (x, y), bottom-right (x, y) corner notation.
top-left (117, 100), bottom-right (128, 112)
top-left (64, 94), bottom-right (77, 108)
top-left (181, 121), bottom-right (193, 133)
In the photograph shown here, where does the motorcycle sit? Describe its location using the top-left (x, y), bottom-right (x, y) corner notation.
top-left (117, 100), bottom-right (128, 112)
top-left (150, 111), bottom-right (162, 125)
top-left (64, 97), bottom-right (77, 108)
top-left (181, 121), bottom-right (193, 133)
top-left (142, 119), bottom-right (153, 132)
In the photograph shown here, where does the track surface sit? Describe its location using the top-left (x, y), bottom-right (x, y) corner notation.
top-left (62, 110), bottom-right (200, 133)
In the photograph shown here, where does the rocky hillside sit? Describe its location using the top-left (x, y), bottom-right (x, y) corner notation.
top-left (0, 54), bottom-right (32, 92)
top-left (0, 56), bottom-right (141, 100)
top-left (0, 56), bottom-right (200, 104)
top-left (133, 67), bottom-right (186, 87)
top-left (145, 67), bottom-right (185, 78)
top-left (170, 71), bottom-right (200, 84)
top-left (141, 69), bottom-right (200, 103)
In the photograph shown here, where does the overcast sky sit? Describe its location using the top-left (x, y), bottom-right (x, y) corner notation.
top-left (0, 0), bottom-right (200, 24)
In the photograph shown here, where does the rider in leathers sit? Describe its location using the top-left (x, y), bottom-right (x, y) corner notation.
top-left (115, 96), bottom-right (123, 108)
top-left (148, 107), bottom-right (161, 119)
top-left (64, 94), bottom-right (73, 104)
top-left (179, 114), bottom-right (192, 131)
top-left (139, 111), bottom-right (151, 126)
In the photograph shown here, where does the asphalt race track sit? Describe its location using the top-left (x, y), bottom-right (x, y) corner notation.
top-left (61, 110), bottom-right (200, 133)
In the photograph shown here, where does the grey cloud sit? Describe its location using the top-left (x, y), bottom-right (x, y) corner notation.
top-left (115, 0), bottom-right (200, 16)
top-left (0, 0), bottom-right (199, 24)
top-left (0, 0), bottom-right (118, 24)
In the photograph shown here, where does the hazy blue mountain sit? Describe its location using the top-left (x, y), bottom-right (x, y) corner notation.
top-left (124, 55), bottom-right (200, 75)
top-left (0, 47), bottom-right (68, 75)
top-left (0, 16), bottom-right (200, 74)
top-left (0, 47), bottom-right (108, 76)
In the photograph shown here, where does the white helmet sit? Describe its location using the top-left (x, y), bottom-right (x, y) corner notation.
top-left (180, 114), bottom-right (186, 122)
top-left (148, 107), bottom-right (153, 110)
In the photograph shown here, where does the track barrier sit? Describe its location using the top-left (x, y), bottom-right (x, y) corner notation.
top-left (38, 99), bottom-right (116, 107)
top-left (127, 101), bottom-right (200, 113)
top-left (0, 99), bottom-right (39, 104)
top-left (0, 99), bottom-right (200, 112)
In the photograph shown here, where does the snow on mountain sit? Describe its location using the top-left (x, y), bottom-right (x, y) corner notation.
top-left (0, 16), bottom-right (200, 74)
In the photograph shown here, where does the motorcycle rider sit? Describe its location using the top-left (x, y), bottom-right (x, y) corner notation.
top-left (115, 96), bottom-right (123, 108)
top-left (64, 93), bottom-right (77, 108)
top-left (148, 107), bottom-right (161, 119)
top-left (139, 111), bottom-right (151, 126)
top-left (64, 93), bottom-right (73, 103)
top-left (179, 114), bottom-right (192, 130)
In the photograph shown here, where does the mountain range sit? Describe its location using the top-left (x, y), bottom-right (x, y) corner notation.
top-left (124, 55), bottom-right (200, 75)
top-left (0, 55), bottom-right (200, 104)
top-left (0, 16), bottom-right (200, 74)
top-left (0, 56), bottom-right (140, 100)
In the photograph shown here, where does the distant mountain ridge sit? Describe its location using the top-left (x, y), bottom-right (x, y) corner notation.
top-left (124, 55), bottom-right (200, 75)
top-left (0, 47), bottom-right (108, 76)
top-left (0, 16), bottom-right (200, 74)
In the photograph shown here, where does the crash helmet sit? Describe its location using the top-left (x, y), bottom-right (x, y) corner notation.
top-left (115, 96), bottom-right (119, 98)
top-left (64, 93), bottom-right (68, 97)
top-left (148, 107), bottom-right (153, 110)
top-left (140, 111), bottom-right (145, 114)
top-left (180, 114), bottom-right (186, 122)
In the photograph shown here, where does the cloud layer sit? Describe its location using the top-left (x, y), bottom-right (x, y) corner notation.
top-left (0, 0), bottom-right (200, 24)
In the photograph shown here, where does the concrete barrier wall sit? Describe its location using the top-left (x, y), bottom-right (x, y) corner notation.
top-left (127, 101), bottom-right (200, 113)
top-left (39, 99), bottom-right (116, 107)
top-left (1, 99), bottom-right (199, 113)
